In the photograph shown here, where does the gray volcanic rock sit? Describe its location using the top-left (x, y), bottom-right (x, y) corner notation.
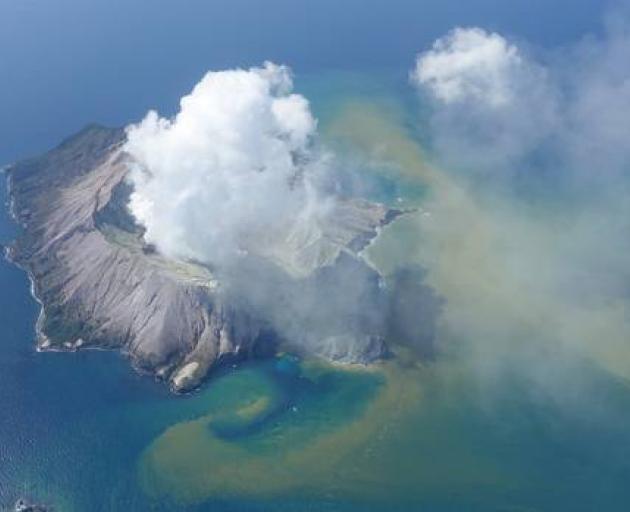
top-left (6, 125), bottom-right (399, 392)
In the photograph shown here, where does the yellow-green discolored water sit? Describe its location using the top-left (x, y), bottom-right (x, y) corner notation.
top-left (139, 354), bottom-right (515, 508)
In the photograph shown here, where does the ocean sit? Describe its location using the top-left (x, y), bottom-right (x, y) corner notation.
top-left (3, 1), bottom-right (630, 510)
top-left (3, 96), bottom-right (630, 509)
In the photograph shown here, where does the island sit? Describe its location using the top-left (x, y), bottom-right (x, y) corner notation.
top-left (4, 125), bottom-right (412, 392)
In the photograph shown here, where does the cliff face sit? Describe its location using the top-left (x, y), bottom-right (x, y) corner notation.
top-left (7, 126), bottom-right (397, 392)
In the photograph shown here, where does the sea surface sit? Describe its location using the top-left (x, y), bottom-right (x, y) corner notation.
top-left (3, 1), bottom-right (630, 511)
top-left (3, 93), bottom-right (630, 510)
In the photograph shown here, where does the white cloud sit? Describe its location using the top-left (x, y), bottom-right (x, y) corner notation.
top-left (412, 21), bottom-right (630, 183)
top-left (411, 27), bottom-right (559, 176)
top-left (412, 27), bottom-right (525, 108)
top-left (123, 63), bottom-right (394, 360)
top-left (124, 62), bottom-right (330, 267)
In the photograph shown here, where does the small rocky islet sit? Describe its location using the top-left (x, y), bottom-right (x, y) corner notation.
top-left (14, 498), bottom-right (50, 512)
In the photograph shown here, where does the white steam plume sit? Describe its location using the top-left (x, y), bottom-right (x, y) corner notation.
top-left (124, 62), bottom-right (331, 268)
top-left (412, 27), bottom-right (558, 177)
top-left (411, 27), bottom-right (526, 108)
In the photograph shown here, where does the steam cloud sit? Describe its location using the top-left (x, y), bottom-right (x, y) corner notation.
top-left (403, 17), bottom-right (630, 408)
top-left (412, 27), bottom-right (558, 176)
top-left (412, 22), bottom-right (630, 184)
top-left (123, 62), bottom-right (394, 362)
top-left (412, 27), bottom-right (533, 108)
top-left (124, 62), bottom-right (331, 268)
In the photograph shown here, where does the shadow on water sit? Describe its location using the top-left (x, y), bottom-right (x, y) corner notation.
top-left (386, 264), bottom-right (445, 360)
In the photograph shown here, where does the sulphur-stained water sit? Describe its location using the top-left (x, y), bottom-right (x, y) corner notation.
top-left (139, 352), bottom-right (519, 510)
top-left (3, 78), bottom-right (630, 512)
top-left (137, 350), bottom-right (630, 511)
top-left (139, 357), bottom-right (387, 503)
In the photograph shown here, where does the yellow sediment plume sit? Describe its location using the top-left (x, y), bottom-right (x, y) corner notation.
top-left (325, 100), bottom-right (439, 185)
top-left (330, 99), bottom-right (630, 382)
top-left (138, 357), bottom-right (508, 505)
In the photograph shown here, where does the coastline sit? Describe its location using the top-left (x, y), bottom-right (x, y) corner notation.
top-left (357, 207), bottom-right (421, 277)
top-left (2, 162), bottom-right (215, 394)
top-left (2, 170), bottom-right (53, 352)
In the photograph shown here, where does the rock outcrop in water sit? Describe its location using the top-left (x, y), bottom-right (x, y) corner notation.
top-left (5, 125), bottom-right (402, 392)
top-left (14, 498), bottom-right (50, 512)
